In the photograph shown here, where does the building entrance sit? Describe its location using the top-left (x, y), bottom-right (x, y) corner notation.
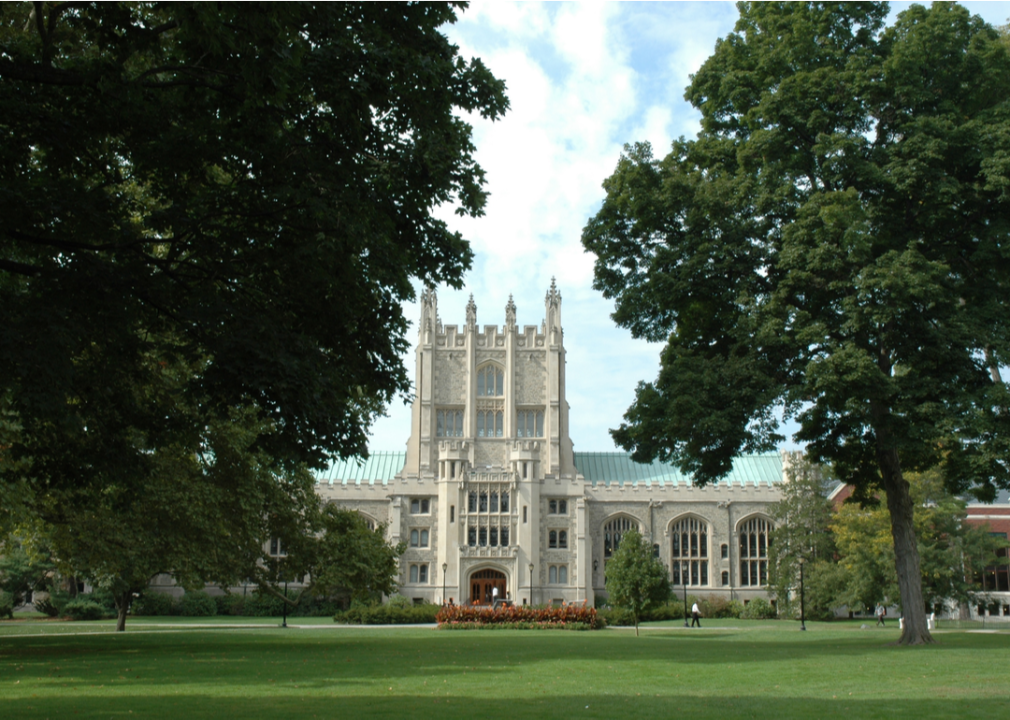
top-left (469, 568), bottom-right (507, 605)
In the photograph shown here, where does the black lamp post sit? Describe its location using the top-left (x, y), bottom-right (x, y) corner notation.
top-left (282, 578), bottom-right (288, 629)
top-left (682, 562), bottom-right (689, 628)
top-left (529, 562), bottom-right (535, 607)
top-left (442, 562), bottom-right (448, 605)
top-left (799, 557), bottom-right (806, 631)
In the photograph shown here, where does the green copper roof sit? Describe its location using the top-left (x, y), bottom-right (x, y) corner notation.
top-left (317, 451), bottom-right (406, 486)
top-left (573, 451), bottom-right (782, 487)
top-left (315, 450), bottom-right (783, 487)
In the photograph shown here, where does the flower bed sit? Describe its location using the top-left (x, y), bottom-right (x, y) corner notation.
top-left (436, 603), bottom-right (603, 630)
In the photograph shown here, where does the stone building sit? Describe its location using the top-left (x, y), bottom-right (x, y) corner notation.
top-left (317, 281), bottom-right (786, 606)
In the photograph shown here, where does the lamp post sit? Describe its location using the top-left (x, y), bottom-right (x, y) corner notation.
top-left (282, 578), bottom-right (288, 629)
top-left (442, 562), bottom-right (448, 606)
top-left (799, 557), bottom-right (806, 631)
top-left (682, 562), bottom-right (689, 628)
top-left (529, 563), bottom-right (535, 607)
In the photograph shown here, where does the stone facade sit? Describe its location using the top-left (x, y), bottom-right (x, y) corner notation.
top-left (317, 282), bottom-right (787, 606)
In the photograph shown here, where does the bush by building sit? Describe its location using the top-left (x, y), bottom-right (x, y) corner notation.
top-left (741, 597), bottom-right (777, 620)
top-left (179, 591), bottom-right (217, 617)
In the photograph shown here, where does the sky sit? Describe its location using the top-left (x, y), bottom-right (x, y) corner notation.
top-left (366, 1), bottom-right (1010, 456)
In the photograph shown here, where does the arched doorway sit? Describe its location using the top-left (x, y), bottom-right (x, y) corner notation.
top-left (469, 568), bottom-right (507, 605)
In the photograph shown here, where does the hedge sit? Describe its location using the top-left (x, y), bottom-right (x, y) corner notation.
top-left (436, 603), bottom-right (603, 630)
top-left (334, 603), bottom-right (440, 625)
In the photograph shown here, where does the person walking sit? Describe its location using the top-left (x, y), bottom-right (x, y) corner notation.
top-left (691, 601), bottom-right (702, 628)
top-left (876, 603), bottom-right (886, 627)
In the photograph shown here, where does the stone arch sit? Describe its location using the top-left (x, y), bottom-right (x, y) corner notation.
top-left (668, 513), bottom-right (712, 588)
top-left (735, 514), bottom-right (774, 587)
top-left (357, 511), bottom-right (378, 532)
top-left (467, 564), bottom-right (509, 605)
top-left (601, 513), bottom-right (642, 559)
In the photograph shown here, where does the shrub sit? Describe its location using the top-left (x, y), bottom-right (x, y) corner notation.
top-left (215, 594), bottom-right (246, 616)
top-left (336, 603), bottom-right (440, 625)
top-left (597, 607), bottom-right (635, 626)
top-left (179, 591), bottom-right (217, 617)
top-left (700, 594), bottom-right (742, 619)
top-left (649, 602), bottom-right (685, 621)
top-left (35, 589), bottom-right (71, 617)
top-left (63, 599), bottom-right (106, 621)
top-left (0, 591), bottom-right (13, 619)
top-left (386, 594), bottom-right (413, 609)
top-left (741, 597), bottom-right (777, 620)
top-left (133, 592), bottom-right (176, 616)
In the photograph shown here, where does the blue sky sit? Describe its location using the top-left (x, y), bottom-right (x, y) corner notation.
top-left (367, 1), bottom-right (1010, 456)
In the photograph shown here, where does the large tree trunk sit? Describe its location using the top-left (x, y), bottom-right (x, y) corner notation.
top-left (115, 590), bottom-right (131, 633)
top-left (876, 444), bottom-right (934, 645)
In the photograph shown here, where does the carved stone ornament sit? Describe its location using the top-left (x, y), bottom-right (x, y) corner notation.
top-left (466, 293), bottom-right (477, 331)
top-left (505, 294), bottom-right (517, 331)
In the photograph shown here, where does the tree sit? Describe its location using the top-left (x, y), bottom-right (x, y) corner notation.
top-left (768, 453), bottom-right (838, 619)
top-left (604, 528), bottom-right (670, 636)
top-left (831, 469), bottom-right (1008, 615)
top-left (271, 505), bottom-right (405, 607)
top-left (0, 2), bottom-right (508, 494)
top-left (582, 1), bottom-right (1010, 644)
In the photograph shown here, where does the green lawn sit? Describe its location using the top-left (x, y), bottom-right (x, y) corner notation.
top-left (1, 619), bottom-right (1008, 719)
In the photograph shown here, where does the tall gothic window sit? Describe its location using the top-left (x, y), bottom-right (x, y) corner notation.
top-left (670, 516), bottom-right (709, 587)
top-left (463, 469), bottom-right (514, 550)
top-left (477, 365), bottom-right (504, 397)
top-left (517, 409), bottom-right (544, 437)
top-left (436, 409), bottom-right (464, 437)
top-left (476, 364), bottom-right (504, 437)
top-left (603, 516), bottom-right (636, 558)
top-left (739, 517), bottom-right (772, 586)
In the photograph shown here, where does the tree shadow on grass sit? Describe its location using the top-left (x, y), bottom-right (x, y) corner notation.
top-left (3, 693), bottom-right (1008, 720)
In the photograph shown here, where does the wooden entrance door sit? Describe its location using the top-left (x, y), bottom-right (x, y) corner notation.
top-left (469, 569), bottom-right (506, 605)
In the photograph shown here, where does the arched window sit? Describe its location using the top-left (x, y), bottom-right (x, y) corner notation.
top-left (476, 364), bottom-right (504, 437)
top-left (670, 516), bottom-right (709, 587)
top-left (477, 365), bottom-right (504, 397)
top-left (603, 516), bottom-right (637, 558)
top-left (558, 530), bottom-right (568, 549)
top-left (739, 517), bottom-right (772, 587)
top-left (549, 530), bottom-right (558, 548)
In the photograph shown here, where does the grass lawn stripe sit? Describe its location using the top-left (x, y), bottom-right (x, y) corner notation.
top-left (1, 621), bottom-right (1008, 719)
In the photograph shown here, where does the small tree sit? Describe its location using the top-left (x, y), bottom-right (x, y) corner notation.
top-left (768, 453), bottom-right (837, 618)
top-left (605, 528), bottom-right (670, 636)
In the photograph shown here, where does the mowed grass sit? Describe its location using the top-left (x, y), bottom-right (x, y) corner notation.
top-left (1, 620), bottom-right (1009, 719)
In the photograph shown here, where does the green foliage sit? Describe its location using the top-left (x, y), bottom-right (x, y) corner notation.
top-left (335, 603), bottom-right (440, 625)
top-left (0, 543), bottom-right (56, 606)
top-left (133, 592), bottom-right (176, 617)
top-left (0, 1), bottom-right (504, 632)
top-left (604, 528), bottom-right (671, 634)
top-left (0, 591), bottom-right (12, 619)
top-left (33, 590), bottom-right (70, 618)
top-left (831, 470), bottom-right (1008, 612)
top-left (0, 1), bottom-right (508, 487)
top-left (62, 599), bottom-right (107, 621)
top-left (278, 506), bottom-right (404, 605)
top-left (699, 594), bottom-right (743, 619)
top-left (769, 454), bottom-right (838, 616)
top-left (385, 594), bottom-right (413, 610)
top-left (179, 591), bottom-right (217, 617)
top-left (740, 598), bottom-right (778, 620)
top-left (582, 1), bottom-right (1010, 643)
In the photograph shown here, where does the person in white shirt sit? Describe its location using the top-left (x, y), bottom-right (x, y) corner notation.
top-left (691, 601), bottom-right (701, 627)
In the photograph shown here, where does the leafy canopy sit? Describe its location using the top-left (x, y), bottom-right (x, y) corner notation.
top-left (582, 0), bottom-right (1010, 644)
top-left (0, 2), bottom-right (508, 491)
